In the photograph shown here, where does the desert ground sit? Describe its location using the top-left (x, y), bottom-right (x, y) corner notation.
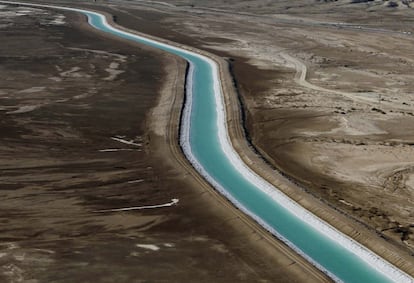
top-left (0, 2), bottom-right (332, 282)
top-left (2, 0), bottom-right (414, 281)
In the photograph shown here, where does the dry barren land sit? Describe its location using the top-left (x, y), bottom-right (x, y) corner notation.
top-left (69, 0), bottom-right (414, 261)
top-left (3, 0), bottom-right (414, 281)
top-left (0, 2), bottom-right (330, 283)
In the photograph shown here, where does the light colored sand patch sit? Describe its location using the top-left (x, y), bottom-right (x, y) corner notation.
top-left (13, 253), bottom-right (25, 262)
top-left (136, 244), bottom-right (160, 251)
top-left (211, 243), bottom-right (228, 253)
top-left (73, 90), bottom-right (96, 100)
top-left (0, 11), bottom-right (25, 17)
top-left (17, 7), bottom-right (44, 13)
top-left (98, 148), bottom-right (136, 152)
top-left (16, 9), bottom-right (32, 13)
top-left (95, 198), bottom-right (179, 212)
top-left (60, 67), bottom-right (80, 77)
top-left (55, 98), bottom-right (69, 103)
top-left (73, 93), bottom-right (89, 100)
top-left (163, 243), bottom-right (174, 248)
top-left (339, 199), bottom-right (354, 207)
top-left (104, 62), bottom-right (124, 81)
top-left (6, 105), bottom-right (40, 114)
top-left (0, 253), bottom-right (7, 258)
top-left (103, 69), bottom-right (124, 81)
top-left (109, 62), bottom-right (119, 68)
top-left (18, 86), bottom-right (46, 93)
top-left (49, 14), bottom-right (65, 25)
top-left (3, 243), bottom-right (18, 250)
top-left (59, 67), bottom-right (90, 78)
top-left (48, 76), bottom-right (62, 82)
top-left (111, 137), bottom-right (142, 147)
top-left (127, 179), bottom-right (144, 184)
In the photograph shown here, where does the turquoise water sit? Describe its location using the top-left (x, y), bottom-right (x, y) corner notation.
top-left (72, 9), bottom-right (404, 283)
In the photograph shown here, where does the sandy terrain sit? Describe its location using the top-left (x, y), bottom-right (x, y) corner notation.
top-left (0, 3), bottom-right (331, 282)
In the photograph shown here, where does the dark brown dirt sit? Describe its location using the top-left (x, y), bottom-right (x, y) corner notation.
top-left (0, 3), bottom-right (328, 282)
top-left (73, 0), bottom-right (414, 263)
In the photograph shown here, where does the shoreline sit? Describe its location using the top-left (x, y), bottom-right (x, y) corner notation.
top-left (4, 1), bottom-right (414, 281)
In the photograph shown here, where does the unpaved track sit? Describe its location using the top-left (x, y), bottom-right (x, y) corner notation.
top-left (280, 53), bottom-right (381, 104)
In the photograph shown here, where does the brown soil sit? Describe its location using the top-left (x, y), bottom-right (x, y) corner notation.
top-left (0, 3), bottom-right (329, 283)
top-left (43, 0), bottom-right (414, 274)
